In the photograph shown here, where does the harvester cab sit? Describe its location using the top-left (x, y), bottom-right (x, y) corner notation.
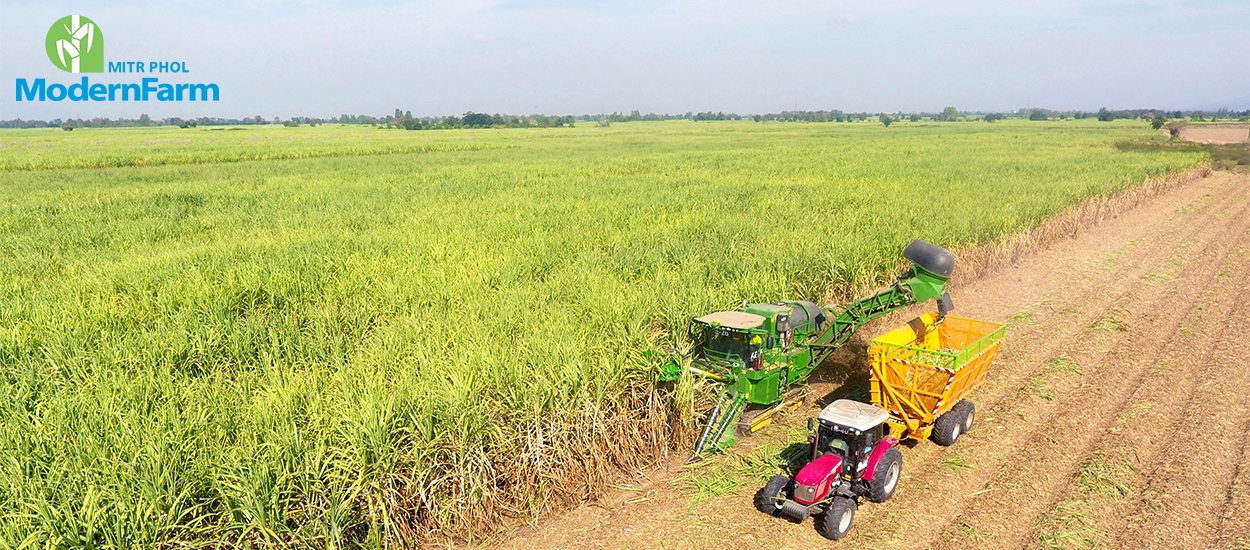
top-left (690, 301), bottom-right (827, 370)
top-left (757, 399), bottom-right (904, 541)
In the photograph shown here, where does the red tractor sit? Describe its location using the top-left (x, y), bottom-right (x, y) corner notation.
top-left (755, 399), bottom-right (902, 541)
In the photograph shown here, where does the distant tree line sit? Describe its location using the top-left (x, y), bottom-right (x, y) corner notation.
top-left (3, 107), bottom-right (1246, 131)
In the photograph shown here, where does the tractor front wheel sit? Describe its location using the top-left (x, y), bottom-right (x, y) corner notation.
top-left (755, 474), bottom-right (790, 515)
top-left (867, 448), bottom-right (903, 503)
top-left (817, 497), bottom-right (857, 541)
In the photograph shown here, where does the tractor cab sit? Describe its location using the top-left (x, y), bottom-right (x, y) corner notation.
top-left (808, 400), bottom-right (891, 479)
top-left (762, 399), bottom-right (902, 535)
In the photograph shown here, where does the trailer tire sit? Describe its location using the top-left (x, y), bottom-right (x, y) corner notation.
top-left (867, 448), bottom-right (903, 503)
top-left (755, 474), bottom-right (790, 515)
top-left (930, 407), bottom-right (965, 446)
top-left (817, 497), bottom-right (857, 541)
top-left (953, 400), bottom-right (975, 433)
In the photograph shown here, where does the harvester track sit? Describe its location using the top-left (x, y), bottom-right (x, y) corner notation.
top-left (492, 170), bottom-right (1250, 550)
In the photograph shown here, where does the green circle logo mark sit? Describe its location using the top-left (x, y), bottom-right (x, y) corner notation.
top-left (45, 15), bottom-right (104, 73)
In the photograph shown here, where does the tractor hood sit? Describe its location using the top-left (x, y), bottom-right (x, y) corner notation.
top-left (793, 453), bottom-right (843, 505)
top-left (795, 453), bottom-right (843, 486)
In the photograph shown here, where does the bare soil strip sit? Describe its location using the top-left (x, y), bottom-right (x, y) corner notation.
top-left (1178, 125), bottom-right (1250, 145)
top-left (1215, 380), bottom-right (1250, 550)
top-left (1021, 232), bottom-right (1250, 549)
top-left (1107, 256), bottom-right (1250, 548)
top-left (487, 171), bottom-right (1250, 550)
top-left (900, 174), bottom-right (1250, 549)
top-left (930, 193), bottom-right (1250, 549)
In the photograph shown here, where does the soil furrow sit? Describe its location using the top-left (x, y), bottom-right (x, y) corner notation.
top-left (843, 174), bottom-right (1250, 548)
top-left (1021, 223), bottom-right (1250, 549)
top-left (828, 174), bottom-right (1237, 516)
top-left (1108, 251), bottom-right (1250, 549)
top-left (916, 180), bottom-right (1250, 549)
top-left (1213, 396), bottom-right (1250, 550)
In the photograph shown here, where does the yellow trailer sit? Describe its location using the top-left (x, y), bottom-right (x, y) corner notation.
top-left (869, 314), bottom-right (1005, 445)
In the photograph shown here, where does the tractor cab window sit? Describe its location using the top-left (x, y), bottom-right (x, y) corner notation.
top-left (696, 325), bottom-right (760, 365)
top-left (819, 424), bottom-right (859, 458)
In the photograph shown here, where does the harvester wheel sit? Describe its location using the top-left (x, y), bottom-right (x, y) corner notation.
top-left (867, 448), bottom-right (903, 503)
top-left (930, 407), bottom-right (965, 446)
top-left (817, 497), bottom-right (857, 541)
top-left (953, 400), bottom-right (976, 433)
top-left (755, 474), bottom-right (790, 515)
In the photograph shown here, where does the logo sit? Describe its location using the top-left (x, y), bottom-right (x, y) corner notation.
top-left (18, 14), bottom-right (220, 103)
top-left (45, 15), bottom-right (104, 73)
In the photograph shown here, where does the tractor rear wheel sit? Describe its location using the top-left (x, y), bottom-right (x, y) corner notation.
top-left (930, 407), bottom-right (966, 446)
top-left (755, 474), bottom-right (790, 515)
top-left (817, 497), bottom-right (857, 541)
top-left (867, 448), bottom-right (903, 503)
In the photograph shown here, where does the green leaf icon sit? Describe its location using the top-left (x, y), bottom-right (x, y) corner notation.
top-left (46, 15), bottom-right (104, 73)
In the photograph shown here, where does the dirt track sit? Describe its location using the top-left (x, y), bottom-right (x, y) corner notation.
top-left (490, 170), bottom-right (1250, 550)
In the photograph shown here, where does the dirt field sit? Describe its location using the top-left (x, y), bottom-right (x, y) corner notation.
top-left (486, 169), bottom-right (1250, 550)
top-left (1178, 125), bottom-right (1250, 144)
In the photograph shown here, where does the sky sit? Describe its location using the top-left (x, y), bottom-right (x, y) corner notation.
top-left (1, 0), bottom-right (1247, 120)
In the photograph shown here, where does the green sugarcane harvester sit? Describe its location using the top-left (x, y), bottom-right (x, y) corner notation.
top-left (658, 240), bottom-right (957, 462)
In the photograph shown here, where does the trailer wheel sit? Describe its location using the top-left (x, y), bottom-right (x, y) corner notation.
top-left (867, 448), bottom-right (903, 503)
top-left (817, 497), bottom-right (857, 541)
top-left (755, 474), bottom-right (790, 515)
top-left (953, 400), bottom-right (975, 433)
top-left (930, 407), bottom-right (964, 446)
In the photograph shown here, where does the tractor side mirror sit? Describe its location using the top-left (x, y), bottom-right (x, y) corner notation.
top-left (807, 417), bottom-right (815, 431)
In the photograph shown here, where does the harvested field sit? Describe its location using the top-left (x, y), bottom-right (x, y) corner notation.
top-left (1177, 124), bottom-right (1250, 144)
top-left (494, 169), bottom-right (1250, 550)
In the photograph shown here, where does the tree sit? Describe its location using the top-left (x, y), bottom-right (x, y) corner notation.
top-left (1166, 120), bottom-right (1187, 138)
top-left (1028, 108), bottom-right (1049, 121)
top-left (1150, 116), bottom-right (1166, 130)
top-left (879, 114), bottom-right (894, 127)
top-left (462, 112), bottom-right (493, 127)
top-left (909, 114), bottom-right (921, 122)
top-left (984, 113), bottom-right (1004, 122)
top-left (937, 106), bottom-right (958, 121)
top-left (1097, 107), bottom-right (1113, 121)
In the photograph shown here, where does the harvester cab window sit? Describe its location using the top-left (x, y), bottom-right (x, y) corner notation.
top-left (697, 325), bottom-right (760, 366)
